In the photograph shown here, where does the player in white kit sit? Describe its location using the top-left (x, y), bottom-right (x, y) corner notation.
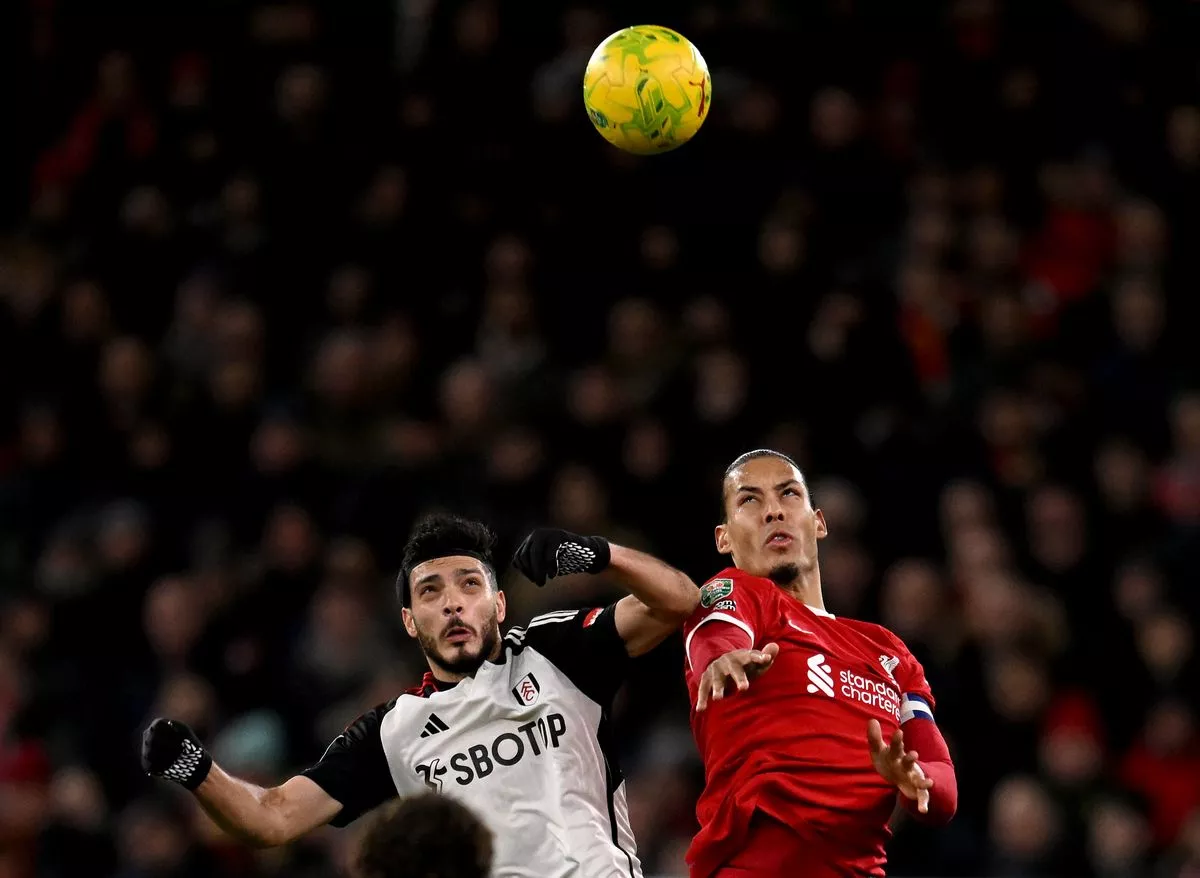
top-left (141, 512), bottom-right (699, 877)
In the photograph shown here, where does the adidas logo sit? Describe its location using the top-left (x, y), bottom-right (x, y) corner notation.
top-left (806, 653), bottom-right (835, 697)
top-left (420, 713), bottom-right (449, 738)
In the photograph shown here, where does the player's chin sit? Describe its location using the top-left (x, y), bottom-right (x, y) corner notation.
top-left (766, 558), bottom-right (803, 587)
top-left (437, 642), bottom-right (484, 671)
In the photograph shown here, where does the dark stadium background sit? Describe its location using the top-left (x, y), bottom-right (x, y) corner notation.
top-left (2, 0), bottom-right (1200, 875)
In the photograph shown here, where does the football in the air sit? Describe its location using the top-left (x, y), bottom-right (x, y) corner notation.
top-left (582, 25), bottom-right (712, 155)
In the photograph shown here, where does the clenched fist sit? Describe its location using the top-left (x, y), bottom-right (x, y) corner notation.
top-left (141, 718), bottom-right (212, 791)
top-left (511, 528), bottom-right (611, 586)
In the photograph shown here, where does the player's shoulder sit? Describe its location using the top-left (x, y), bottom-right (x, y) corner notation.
top-left (833, 616), bottom-right (913, 656)
top-left (688, 568), bottom-right (778, 627)
top-left (501, 606), bottom-right (616, 659)
top-left (330, 697), bottom-right (400, 748)
top-left (503, 607), bottom-right (588, 644)
top-left (358, 696), bottom-right (401, 720)
top-left (829, 617), bottom-right (932, 700)
top-left (703, 567), bottom-right (768, 588)
top-left (699, 567), bottom-right (775, 605)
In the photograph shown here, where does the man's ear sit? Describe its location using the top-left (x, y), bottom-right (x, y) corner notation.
top-left (815, 509), bottom-right (828, 539)
top-left (495, 589), bottom-right (507, 625)
top-left (401, 606), bottom-right (418, 639)
top-left (715, 524), bottom-right (732, 556)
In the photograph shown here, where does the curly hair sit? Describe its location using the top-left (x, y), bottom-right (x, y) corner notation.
top-left (356, 793), bottom-right (493, 878)
top-left (397, 512), bottom-right (498, 606)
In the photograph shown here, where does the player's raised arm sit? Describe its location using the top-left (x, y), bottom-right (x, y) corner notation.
top-left (141, 718), bottom-right (341, 847)
top-left (511, 528), bottom-right (698, 656)
top-left (142, 702), bottom-right (399, 846)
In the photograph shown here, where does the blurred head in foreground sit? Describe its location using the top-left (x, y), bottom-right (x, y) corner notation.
top-left (357, 792), bottom-right (493, 878)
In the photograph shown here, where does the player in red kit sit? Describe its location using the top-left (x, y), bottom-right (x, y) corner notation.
top-left (682, 449), bottom-right (958, 878)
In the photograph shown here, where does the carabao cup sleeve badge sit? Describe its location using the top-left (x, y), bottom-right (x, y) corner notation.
top-left (699, 578), bottom-right (734, 608)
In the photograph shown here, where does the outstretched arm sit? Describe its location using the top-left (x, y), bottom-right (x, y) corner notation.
top-left (875, 646), bottom-right (958, 826)
top-left (195, 768), bottom-right (341, 847)
top-left (511, 530), bottom-right (699, 656)
top-left (895, 717), bottom-right (957, 825)
top-left (142, 719), bottom-right (342, 847)
top-left (606, 542), bottom-right (700, 617)
top-left (867, 716), bottom-right (958, 827)
top-left (608, 542), bottom-right (700, 655)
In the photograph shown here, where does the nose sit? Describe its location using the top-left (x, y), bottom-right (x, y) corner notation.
top-left (764, 500), bottom-right (786, 524)
top-left (442, 597), bottom-right (464, 616)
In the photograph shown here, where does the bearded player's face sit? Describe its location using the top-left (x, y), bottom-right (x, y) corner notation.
top-left (715, 456), bottom-right (827, 582)
top-left (403, 556), bottom-right (506, 677)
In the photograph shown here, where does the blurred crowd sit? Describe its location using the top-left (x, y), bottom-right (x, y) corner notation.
top-left (2, 0), bottom-right (1200, 876)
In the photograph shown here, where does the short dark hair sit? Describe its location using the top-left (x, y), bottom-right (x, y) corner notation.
top-left (357, 793), bottom-right (493, 878)
top-left (398, 512), bottom-right (498, 606)
top-left (720, 448), bottom-right (809, 521)
top-left (724, 448), bottom-right (801, 480)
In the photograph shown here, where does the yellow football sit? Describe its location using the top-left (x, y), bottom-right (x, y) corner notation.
top-left (583, 25), bottom-right (712, 155)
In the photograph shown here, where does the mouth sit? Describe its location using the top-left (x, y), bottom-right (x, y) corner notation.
top-left (765, 530), bottom-right (795, 548)
top-left (444, 624), bottom-right (474, 645)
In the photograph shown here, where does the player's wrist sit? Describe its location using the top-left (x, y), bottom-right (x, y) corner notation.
top-left (161, 739), bottom-right (213, 790)
top-left (583, 535), bottom-right (612, 571)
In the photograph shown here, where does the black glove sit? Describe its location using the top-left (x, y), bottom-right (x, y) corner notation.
top-left (141, 718), bottom-right (213, 791)
top-left (512, 529), bottom-right (612, 586)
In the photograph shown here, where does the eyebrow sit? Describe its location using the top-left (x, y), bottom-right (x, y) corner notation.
top-left (416, 567), bottom-right (483, 587)
top-left (736, 480), bottom-right (801, 494)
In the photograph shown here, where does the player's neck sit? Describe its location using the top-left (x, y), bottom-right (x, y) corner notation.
top-left (428, 665), bottom-right (472, 685)
top-left (781, 569), bottom-right (826, 613)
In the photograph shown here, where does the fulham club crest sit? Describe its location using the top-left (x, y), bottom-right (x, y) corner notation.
top-left (512, 672), bottom-right (542, 707)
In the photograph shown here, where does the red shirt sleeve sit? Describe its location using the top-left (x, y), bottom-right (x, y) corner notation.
top-left (890, 635), bottom-right (957, 825)
top-left (898, 719), bottom-right (957, 825)
top-left (683, 569), bottom-right (766, 675)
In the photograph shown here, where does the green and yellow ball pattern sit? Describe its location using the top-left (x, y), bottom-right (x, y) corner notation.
top-left (583, 25), bottom-right (712, 155)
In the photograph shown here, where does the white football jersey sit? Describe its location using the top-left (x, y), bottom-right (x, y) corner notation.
top-left (303, 604), bottom-right (643, 878)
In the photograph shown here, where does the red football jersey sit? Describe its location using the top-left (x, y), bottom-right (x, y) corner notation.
top-left (683, 568), bottom-right (936, 878)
